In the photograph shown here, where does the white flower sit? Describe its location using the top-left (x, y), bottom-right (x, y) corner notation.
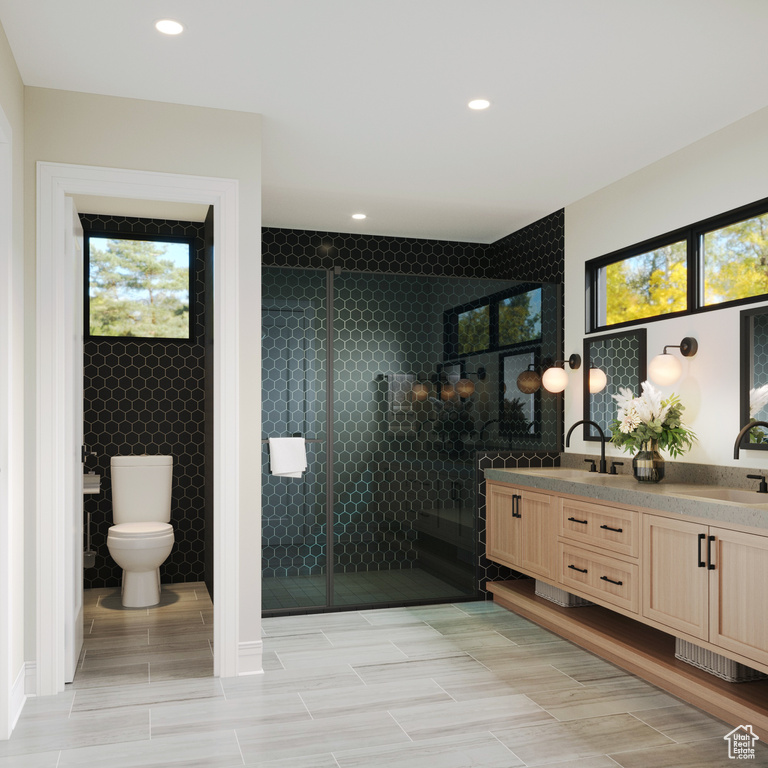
top-left (750, 384), bottom-right (768, 419)
top-left (635, 380), bottom-right (670, 424)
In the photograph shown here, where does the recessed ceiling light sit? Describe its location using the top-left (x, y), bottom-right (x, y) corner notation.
top-left (155, 19), bottom-right (184, 35)
top-left (352, 213), bottom-right (367, 220)
top-left (468, 99), bottom-right (491, 110)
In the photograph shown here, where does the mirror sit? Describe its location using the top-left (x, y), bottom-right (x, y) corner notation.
top-left (739, 306), bottom-right (768, 450)
top-left (499, 348), bottom-right (541, 440)
top-left (582, 329), bottom-right (647, 441)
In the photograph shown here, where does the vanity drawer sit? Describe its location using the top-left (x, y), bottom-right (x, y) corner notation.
top-left (559, 498), bottom-right (638, 558)
top-left (558, 543), bottom-right (639, 614)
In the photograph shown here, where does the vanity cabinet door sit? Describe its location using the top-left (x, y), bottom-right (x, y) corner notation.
top-left (517, 488), bottom-right (555, 580)
top-left (486, 481), bottom-right (520, 570)
top-left (486, 481), bottom-right (554, 579)
top-left (709, 527), bottom-right (768, 667)
top-left (642, 515), bottom-right (709, 640)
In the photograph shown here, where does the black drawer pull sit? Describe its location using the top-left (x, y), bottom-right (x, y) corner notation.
top-left (599, 524), bottom-right (623, 533)
top-left (567, 517), bottom-right (588, 525)
top-left (697, 533), bottom-right (706, 568)
top-left (567, 564), bottom-right (588, 573)
top-left (708, 535), bottom-right (715, 570)
top-left (600, 575), bottom-right (623, 586)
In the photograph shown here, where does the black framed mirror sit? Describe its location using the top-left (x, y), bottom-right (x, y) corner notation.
top-left (583, 329), bottom-right (647, 441)
top-left (739, 306), bottom-right (768, 450)
top-left (499, 347), bottom-right (541, 440)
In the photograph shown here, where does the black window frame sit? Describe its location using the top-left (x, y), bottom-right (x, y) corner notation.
top-left (444, 282), bottom-right (543, 359)
top-left (84, 229), bottom-right (196, 343)
top-left (586, 195), bottom-right (768, 334)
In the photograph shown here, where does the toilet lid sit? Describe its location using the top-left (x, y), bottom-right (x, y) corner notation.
top-left (108, 522), bottom-right (173, 539)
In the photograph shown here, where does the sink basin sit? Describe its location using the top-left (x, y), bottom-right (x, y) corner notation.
top-left (513, 468), bottom-right (619, 482)
top-left (680, 487), bottom-right (768, 505)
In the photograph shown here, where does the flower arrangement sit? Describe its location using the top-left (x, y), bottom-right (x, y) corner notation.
top-left (748, 384), bottom-right (768, 443)
top-left (609, 380), bottom-right (696, 457)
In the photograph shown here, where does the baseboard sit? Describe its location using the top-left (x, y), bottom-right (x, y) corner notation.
top-left (9, 663), bottom-right (26, 733)
top-left (23, 662), bottom-right (36, 697)
top-left (237, 640), bottom-right (264, 676)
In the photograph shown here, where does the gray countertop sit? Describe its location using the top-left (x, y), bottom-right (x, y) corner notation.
top-left (484, 467), bottom-right (768, 531)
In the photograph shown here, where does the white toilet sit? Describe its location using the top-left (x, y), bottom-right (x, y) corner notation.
top-left (106, 455), bottom-right (175, 608)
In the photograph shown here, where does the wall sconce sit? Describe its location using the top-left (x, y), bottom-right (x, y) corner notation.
top-left (588, 367), bottom-right (608, 394)
top-left (648, 337), bottom-right (698, 386)
top-left (454, 367), bottom-right (486, 398)
top-left (541, 354), bottom-right (581, 393)
top-left (516, 364), bottom-right (541, 395)
top-left (413, 366), bottom-right (486, 400)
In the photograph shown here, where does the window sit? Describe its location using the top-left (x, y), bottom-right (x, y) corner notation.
top-left (498, 288), bottom-right (542, 347)
top-left (457, 304), bottom-right (490, 355)
top-left (587, 196), bottom-right (768, 332)
top-left (86, 232), bottom-right (193, 340)
top-left (702, 210), bottom-right (768, 307)
top-left (445, 284), bottom-right (543, 358)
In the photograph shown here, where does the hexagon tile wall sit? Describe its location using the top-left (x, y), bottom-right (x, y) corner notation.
top-left (81, 214), bottom-right (207, 589)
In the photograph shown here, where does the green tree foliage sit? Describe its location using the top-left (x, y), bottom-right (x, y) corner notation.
top-left (703, 213), bottom-right (768, 304)
top-left (605, 242), bottom-right (687, 325)
top-left (457, 305), bottom-right (489, 355)
top-left (499, 290), bottom-right (541, 346)
top-left (89, 238), bottom-right (190, 338)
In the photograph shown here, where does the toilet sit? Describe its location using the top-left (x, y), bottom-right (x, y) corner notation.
top-left (106, 455), bottom-right (175, 608)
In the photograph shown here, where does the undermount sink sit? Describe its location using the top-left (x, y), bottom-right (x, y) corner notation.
top-left (514, 468), bottom-right (619, 482)
top-left (680, 487), bottom-right (768, 505)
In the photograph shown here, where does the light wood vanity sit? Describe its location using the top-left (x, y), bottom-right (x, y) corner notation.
top-left (484, 468), bottom-right (768, 733)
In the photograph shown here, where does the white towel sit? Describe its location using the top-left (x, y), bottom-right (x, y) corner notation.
top-left (268, 437), bottom-right (307, 478)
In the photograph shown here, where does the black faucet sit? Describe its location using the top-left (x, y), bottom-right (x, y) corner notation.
top-left (565, 419), bottom-right (608, 474)
top-left (733, 420), bottom-right (768, 459)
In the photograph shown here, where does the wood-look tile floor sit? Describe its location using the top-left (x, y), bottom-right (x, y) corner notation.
top-left (2, 588), bottom-right (767, 767)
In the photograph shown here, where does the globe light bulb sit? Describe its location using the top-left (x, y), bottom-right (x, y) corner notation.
top-left (541, 366), bottom-right (568, 393)
top-left (455, 378), bottom-right (475, 398)
top-left (648, 353), bottom-right (682, 386)
top-left (588, 367), bottom-right (608, 394)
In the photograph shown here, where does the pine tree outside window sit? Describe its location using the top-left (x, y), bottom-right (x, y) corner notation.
top-left (86, 234), bottom-right (193, 340)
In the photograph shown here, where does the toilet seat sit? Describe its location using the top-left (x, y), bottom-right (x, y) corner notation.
top-left (109, 522), bottom-right (173, 538)
top-left (107, 522), bottom-right (174, 550)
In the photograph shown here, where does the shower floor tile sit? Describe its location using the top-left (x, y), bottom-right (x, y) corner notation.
top-left (263, 567), bottom-right (474, 612)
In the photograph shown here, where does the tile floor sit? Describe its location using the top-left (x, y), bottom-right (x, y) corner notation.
top-left (2, 584), bottom-right (766, 767)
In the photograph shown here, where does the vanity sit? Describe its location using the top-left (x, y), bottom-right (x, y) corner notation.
top-left (484, 466), bottom-right (768, 733)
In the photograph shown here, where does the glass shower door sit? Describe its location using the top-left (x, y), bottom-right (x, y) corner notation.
top-left (261, 268), bottom-right (327, 611)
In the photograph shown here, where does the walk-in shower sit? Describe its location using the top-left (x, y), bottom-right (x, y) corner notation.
top-left (262, 267), bottom-right (559, 613)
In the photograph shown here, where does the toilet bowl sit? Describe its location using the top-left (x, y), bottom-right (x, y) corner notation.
top-left (107, 523), bottom-right (175, 607)
top-left (106, 455), bottom-right (175, 608)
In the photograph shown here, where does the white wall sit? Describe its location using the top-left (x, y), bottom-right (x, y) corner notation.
top-left (0, 19), bottom-right (26, 737)
top-left (23, 88), bottom-right (262, 667)
top-left (564, 105), bottom-right (768, 470)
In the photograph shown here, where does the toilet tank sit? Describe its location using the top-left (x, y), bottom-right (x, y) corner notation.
top-left (111, 455), bottom-right (173, 524)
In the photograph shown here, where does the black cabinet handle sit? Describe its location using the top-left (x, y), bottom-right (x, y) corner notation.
top-left (568, 517), bottom-right (588, 525)
top-left (600, 575), bottom-right (623, 586)
top-left (708, 535), bottom-right (715, 570)
top-left (600, 524), bottom-right (623, 533)
top-left (567, 564), bottom-right (588, 573)
top-left (697, 533), bottom-right (706, 568)
top-left (512, 494), bottom-right (521, 518)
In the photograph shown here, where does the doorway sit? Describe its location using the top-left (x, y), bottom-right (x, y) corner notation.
top-left (36, 163), bottom-right (242, 696)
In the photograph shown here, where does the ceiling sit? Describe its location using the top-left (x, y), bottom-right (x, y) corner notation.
top-left (3, 0), bottom-right (768, 243)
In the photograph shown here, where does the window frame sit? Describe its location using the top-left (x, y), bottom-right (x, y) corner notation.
top-left (586, 196), bottom-right (768, 334)
top-left (444, 282), bottom-right (543, 359)
top-left (84, 228), bottom-right (196, 342)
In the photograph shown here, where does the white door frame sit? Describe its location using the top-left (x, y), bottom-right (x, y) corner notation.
top-left (0, 101), bottom-right (24, 737)
top-left (36, 162), bottom-right (240, 694)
